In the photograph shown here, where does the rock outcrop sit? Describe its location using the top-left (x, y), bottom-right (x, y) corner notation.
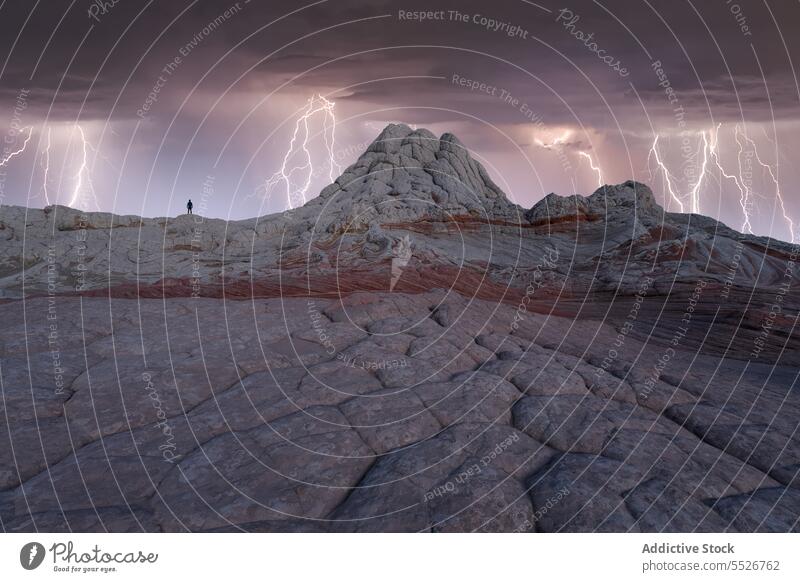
top-left (526, 180), bottom-right (661, 227)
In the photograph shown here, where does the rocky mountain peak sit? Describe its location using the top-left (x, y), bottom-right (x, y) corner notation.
top-left (308, 124), bottom-right (524, 231)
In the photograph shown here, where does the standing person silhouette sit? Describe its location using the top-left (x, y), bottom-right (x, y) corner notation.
top-left (187, 199), bottom-right (193, 215)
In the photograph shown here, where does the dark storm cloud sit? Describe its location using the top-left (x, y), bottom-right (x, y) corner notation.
top-left (1, 0), bottom-right (797, 126)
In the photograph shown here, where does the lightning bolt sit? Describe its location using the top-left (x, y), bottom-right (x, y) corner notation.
top-left (69, 125), bottom-right (100, 210)
top-left (648, 135), bottom-right (684, 212)
top-left (578, 150), bottom-right (603, 189)
top-left (733, 124), bottom-right (754, 235)
top-left (41, 127), bottom-right (52, 205)
top-left (737, 125), bottom-right (794, 243)
top-left (649, 127), bottom-right (753, 225)
top-left (533, 130), bottom-right (604, 191)
top-left (3, 125), bottom-right (104, 209)
top-left (689, 131), bottom-right (709, 214)
top-left (0, 126), bottom-right (33, 167)
top-left (646, 125), bottom-right (789, 238)
top-left (321, 98), bottom-right (338, 183)
top-left (708, 123), bottom-right (748, 223)
top-left (263, 94), bottom-right (340, 210)
top-left (708, 124), bottom-right (744, 196)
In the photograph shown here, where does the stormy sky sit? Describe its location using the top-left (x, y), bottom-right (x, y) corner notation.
top-left (0, 0), bottom-right (798, 241)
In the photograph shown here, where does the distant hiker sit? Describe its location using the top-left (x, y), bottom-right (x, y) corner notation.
top-left (187, 199), bottom-right (193, 215)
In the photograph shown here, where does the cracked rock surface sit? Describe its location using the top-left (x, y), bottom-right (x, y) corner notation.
top-left (1, 292), bottom-right (797, 532)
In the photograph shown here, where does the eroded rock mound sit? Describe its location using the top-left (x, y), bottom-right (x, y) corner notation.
top-left (307, 123), bottom-right (525, 232)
